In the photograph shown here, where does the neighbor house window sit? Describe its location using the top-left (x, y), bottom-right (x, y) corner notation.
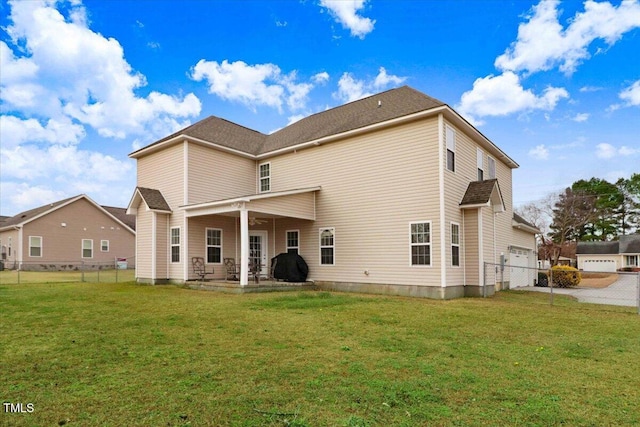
top-left (488, 156), bottom-right (496, 179)
top-left (29, 236), bottom-right (42, 257)
top-left (8, 237), bottom-right (12, 257)
top-left (451, 223), bottom-right (460, 267)
top-left (320, 228), bottom-right (335, 265)
top-left (477, 148), bottom-right (484, 181)
top-left (101, 240), bottom-right (109, 252)
top-left (410, 222), bottom-right (431, 266)
top-left (259, 162), bottom-right (271, 193)
top-left (626, 255), bottom-right (638, 267)
top-left (206, 228), bottom-right (222, 264)
top-left (82, 239), bottom-right (93, 259)
top-left (286, 230), bottom-right (299, 254)
top-left (171, 227), bottom-right (180, 263)
top-left (446, 126), bottom-right (455, 172)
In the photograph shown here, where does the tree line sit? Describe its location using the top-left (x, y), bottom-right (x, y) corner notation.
top-left (516, 173), bottom-right (640, 265)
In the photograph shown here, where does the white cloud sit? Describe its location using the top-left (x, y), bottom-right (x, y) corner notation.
top-left (618, 80), bottom-right (640, 106)
top-left (529, 144), bottom-right (549, 160)
top-left (190, 59), bottom-right (318, 112)
top-left (595, 142), bottom-right (639, 159)
top-left (457, 71), bottom-right (568, 124)
top-left (312, 72), bottom-right (330, 84)
top-left (0, 115), bottom-right (85, 148)
top-left (495, 0), bottom-right (640, 75)
top-left (572, 112), bottom-right (590, 122)
top-left (619, 146), bottom-right (640, 156)
top-left (319, 0), bottom-right (375, 39)
top-left (1, 0), bottom-right (201, 139)
top-left (334, 67), bottom-right (406, 103)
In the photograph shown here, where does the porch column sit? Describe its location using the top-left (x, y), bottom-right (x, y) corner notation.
top-left (240, 206), bottom-right (249, 286)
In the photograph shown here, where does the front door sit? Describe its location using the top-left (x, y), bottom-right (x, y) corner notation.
top-left (249, 231), bottom-right (268, 277)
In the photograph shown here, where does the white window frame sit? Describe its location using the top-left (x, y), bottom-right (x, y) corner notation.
top-left (626, 255), bottom-right (638, 267)
top-left (286, 230), bottom-right (299, 255)
top-left (29, 236), bottom-right (43, 258)
top-left (205, 228), bottom-right (223, 264)
top-left (8, 237), bottom-right (12, 257)
top-left (170, 227), bottom-right (180, 263)
top-left (477, 148), bottom-right (484, 181)
top-left (101, 240), bottom-right (109, 252)
top-left (319, 228), bottom-right (335, 266)
top-left (451, 222), bottom-right (460, 267)
top-left (410, 221), bottom-right (432, 267)
top-left (259, 162), bottom-right (271, 193)
top-left (82, 239), bottom-right (93, 259)
top-left (488, 156), bottom-right (496, 179)
top-left (446, 125), bottom-right (456, 172)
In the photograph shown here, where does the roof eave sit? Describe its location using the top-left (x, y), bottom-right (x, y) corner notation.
top-left (129, 134), bottom-right (257, 159)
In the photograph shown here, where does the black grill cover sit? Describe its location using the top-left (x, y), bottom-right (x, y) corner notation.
top-left (271, 253), bottom-right (309, 282)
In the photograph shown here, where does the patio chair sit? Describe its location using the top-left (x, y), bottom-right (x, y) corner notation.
top-left (191, 257), bottom-right (214, 281)
top-left (223, 258), bottom-right (240, 281)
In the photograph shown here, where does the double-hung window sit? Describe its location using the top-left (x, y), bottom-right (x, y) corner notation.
top-left (488, 156), bottom-right (496, 179)
top-left (206, 228), bottom-right (222, 264)
top-left (477, 148), bottom-right (484, 181)
top-left (259, 162), bottom-right (271, 193)
top-left (286, 230), bottom-right (299, 254)
top-left (101, 240), bottom-right (109, 252)
top-left (82, 239), bottom-right (93, 259)
top-left (171, 227), bottom-right (180, 263)
top-left (29, 236), bottom-right (42, 257)
top-left (446, 126), bottom-right (455, 172)
top-left (410, 222), bottom-right (431, 266)
top-left (451, 223), bottom-right (460, 267)
top-left (320, 228), bottom-right (335, 265)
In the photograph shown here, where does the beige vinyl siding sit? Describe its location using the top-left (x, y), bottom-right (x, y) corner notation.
top-left (135, 206), bottom-right (153, 279)
top-left (20, 198), bottom-right (134, 265)
top-left (463, 210), bottom-right (479, 286)
top-left (187, 142), bottom-right (255, 204)
top-left (265, 118), bottom-right (442, 286)
top-left (155, 213), bottom-right (168, 279)
top-left (512, 228), bottom-right (536, 250)
top-left (137, 142), bottom-right (185, 208)
top-left (247, 192), bottom-right (316, 220)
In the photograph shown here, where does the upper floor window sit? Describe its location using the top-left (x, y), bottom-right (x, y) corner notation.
top-left (29, 236), bottom-right (42, 257)
top-left (488, 156), bottom-right (496, 179)
top-left (286, 230), bottom-right (299, 255)
top-left (259, 162), bottom-right (271, 193)
top-left (410, 222), bottom-right (431, 266)
top-left (171, 227), bottom-right (180, 263)
top-left (446, 126), bottom-right (455, 172)
top-left (477, 148), bottom-right (484, 181)
top-left (206, 228), bottom-right (222, 264)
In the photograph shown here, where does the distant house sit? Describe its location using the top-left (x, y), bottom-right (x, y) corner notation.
top-left (576, 235), bottom-right (640, 272)
top-left (128, 86), bottom-right (537, 298)
top-left (0, 195), bottom-right (136, 270)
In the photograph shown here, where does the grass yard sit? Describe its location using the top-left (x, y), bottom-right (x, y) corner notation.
top-left (1, 283), bottom-right (639, 426)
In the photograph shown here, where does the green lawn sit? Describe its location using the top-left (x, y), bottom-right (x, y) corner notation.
top-left (1, 283), bottom-right (638, 426)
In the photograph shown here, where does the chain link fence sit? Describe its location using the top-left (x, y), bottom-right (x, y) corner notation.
top-left (485, 262), bottom-right (640, 314)
top-left (0, 257), bottom-right (135, 284)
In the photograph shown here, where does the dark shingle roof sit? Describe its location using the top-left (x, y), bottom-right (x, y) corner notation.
top-left (513, 213), bottom-right (537, 229)
top-left (131, 86), bottom-right (446, 157)
top-left (137, 187), bottom-right (171, 212)
top-left (0, 196), bottom-right (79, 228)
top-left (460, 179), bottom-right (500, 206)
top-left (102, 206), bottom-right (136, 231)
top-left (576, 235), bottom-right (640, 255)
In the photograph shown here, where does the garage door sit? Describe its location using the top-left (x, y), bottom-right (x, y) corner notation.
top-left (510, 249), bottom-right (531, 288)
top-left (583, 259), bottom-right (616, 272)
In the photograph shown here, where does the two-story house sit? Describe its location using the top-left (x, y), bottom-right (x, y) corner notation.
top-left (127, 86), bottom-right (537, 298)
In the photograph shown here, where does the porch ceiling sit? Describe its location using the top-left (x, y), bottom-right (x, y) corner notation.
top-left (181, 186), bottom-right (321, 220)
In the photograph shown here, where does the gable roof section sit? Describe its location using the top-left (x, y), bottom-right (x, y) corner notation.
top-left (0, 195), bottom-right (136, 234)
top-left (620, 235), bottom-right (640, 253)
top-left (127, 187), bottom-right (172, 214)
top-left (459, 179), bottom-right (505, 212)
top-left (129, 86), bottom-right (519, 168)
top-left (576, 235), bottom-right (640, 255)
top-left (102, 206), bottom-right (136, 230)
top-left (513, 212), bottom-right (540, 234)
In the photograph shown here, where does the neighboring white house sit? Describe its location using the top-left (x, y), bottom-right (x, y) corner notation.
top-left (127, 86), bottom-right (538, 298)
top-left (576, 235), bottom-right (640, 272)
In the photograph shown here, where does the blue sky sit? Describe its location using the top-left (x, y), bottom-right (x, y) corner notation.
top-left (1, 0), bottom-right (639, 216)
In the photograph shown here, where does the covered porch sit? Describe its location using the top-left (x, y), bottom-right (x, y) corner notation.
top-left (181, 187), bottom-right (320, 286)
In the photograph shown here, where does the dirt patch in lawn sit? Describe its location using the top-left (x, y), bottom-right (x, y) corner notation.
top-left (579, 273), bottom-right (618, 288)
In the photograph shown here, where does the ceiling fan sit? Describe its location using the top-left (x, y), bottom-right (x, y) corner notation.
top-left (248, 217), bottom-right (268, 226)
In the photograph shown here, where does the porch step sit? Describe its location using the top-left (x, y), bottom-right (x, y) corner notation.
top-left (184, 280), bottom-right (317, 294)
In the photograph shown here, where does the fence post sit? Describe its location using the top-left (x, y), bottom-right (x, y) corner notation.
top-left (549, 268), bottom-right (554, 306)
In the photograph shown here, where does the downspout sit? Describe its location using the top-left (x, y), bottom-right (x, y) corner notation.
top-left (438, 114), bottom-right (447, 292)
top-left (151, 211), bottom-right (157, 281)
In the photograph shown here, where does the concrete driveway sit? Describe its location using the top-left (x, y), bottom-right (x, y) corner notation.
top-left (516, 273), bottom-right (639, 307)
